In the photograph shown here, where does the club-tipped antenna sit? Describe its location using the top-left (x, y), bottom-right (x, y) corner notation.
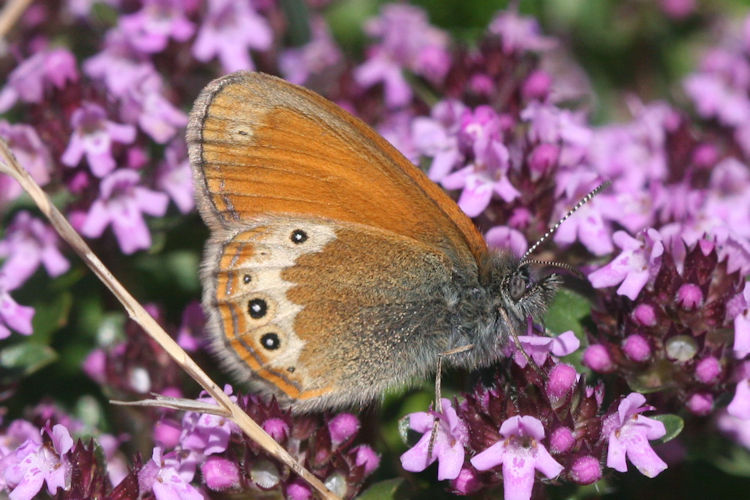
top-left (520, 181), bottom-right (611, 264)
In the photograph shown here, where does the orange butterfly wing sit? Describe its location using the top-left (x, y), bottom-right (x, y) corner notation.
top-left (187, 72), bottom-right (485, 264)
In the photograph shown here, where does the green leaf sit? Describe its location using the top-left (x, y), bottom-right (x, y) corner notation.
top-left (357, 478), bottom-right (408, 500)
top-left (650, 414), bottom-right (684, 444)
top-left (545, 288), bottom-right (591, 339)
top-left (0, 342), bottom-right (58, 380)
top-left (29, 291), bottom-right (73, 344)
top-left (714, 445), bottom-right (750, 477)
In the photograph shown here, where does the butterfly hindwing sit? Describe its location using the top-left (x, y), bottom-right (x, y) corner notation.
top-left (203, 216), bottom-right (457, 411)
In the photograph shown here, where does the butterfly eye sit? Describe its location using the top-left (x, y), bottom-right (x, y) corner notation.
top-left (508, 273), bottom-right (527, 302)
top-left (290, 229), bottom-right (308, 244)
top-left (260, 332), bottom-right (281, 350)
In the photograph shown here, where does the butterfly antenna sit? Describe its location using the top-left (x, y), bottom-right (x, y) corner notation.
top-left (521, 259), bottom-right (584, 279)
top-left (520, 181), bottom-right (611, 264)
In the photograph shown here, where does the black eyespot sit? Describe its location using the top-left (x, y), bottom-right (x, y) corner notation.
top-left (261, 332), bottom-right (280, 350)
top-left (287, 366), bottom-right (295, 373)
top-left (509, 274), bottom-right (527, 301)
top-left (290, 229), bottom-right (308, 244)
top-left (243, 274), bottom-right (252, 284)
top-left (248, 298), bottom-right (267, 319)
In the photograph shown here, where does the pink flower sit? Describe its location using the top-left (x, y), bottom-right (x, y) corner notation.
top-left (279, 16), bottom-right (341, 85)
top-left (81, 169), bottom-right (169, 254)
top-left (0, 122), bottom-right (52, 205)
top-left (84, 29), bottom-right (156, 98)
top-left (0, 211), bottom-right (69, 291)
top-left (488, 11), bottom-right (556, 54)
top-left (181, 387), bottom-right (237, 455)
top-left (471, 415), bottom-right (563, 500)
top-left (512, 329), bottom-right (580, 369)
top-left (588, 229), bottom-right (664, 300)
top-left (355, 5), bottom-right (450, 107)
top-left (138, 447), bottom-right (203, 500)
top-left (400, 398), bottom-right (468, 480)
top-left (192, 0), bottom-right (272, 72)
top-left (61, 102), bottom-right (136, 177)
top-left (119, 72), bottom-right (188, 144)
top-left (602, 393), bottom-right (667, 477)
top-left (0, 49), bottom-right (78, 112)
top-left (119, 0), bottom-right (194, 54)
top-left (3, 424), bottom-right (73, 500)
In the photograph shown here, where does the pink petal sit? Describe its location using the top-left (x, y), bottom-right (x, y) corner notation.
top-left (400, 432), bottom-right (436, 473)
top-left (436, 440), bottom-right (464, 480)
top-left (618, 393), bottom-right (647, 423)
top-left (134, 187), bottom-right (169, 217)
top-left (80, 200), bottom-right (111, 238)
top-left (734, 314), bottom-right (750, 357)
top-left (86, 151), bottom-right (116, 177)
top-left (616, 269), bottom-right (649, 300)
top-left (111, 211), bottom-right (151, 254)
top-left (408, 412), bottom-right (436, 433)
top-left (40, 247), bottom-right (69, 277)
top-left (533, 444), bottom-right (564, 479)
top-left (457, 175), bottom-right (493, 217)
top-left (470, 440), bottom-right (505, 471)
top-left (0, 294), bottom-right (34, 335)
top-left (549, 330), bottom-right (580, 357)
top-left (60, 135), bottom-right (84, 166)
top-left (606, 432), bottom-right (628, 472)
top-left (729, 379), bottom-right (750, 419)
top-left (502, 450), bottom-right (536, 500)
top-left (623, 431), bottom-right (668, 478)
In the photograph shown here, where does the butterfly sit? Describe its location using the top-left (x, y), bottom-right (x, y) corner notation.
top-left (187, 71), bottom-right (569, 412)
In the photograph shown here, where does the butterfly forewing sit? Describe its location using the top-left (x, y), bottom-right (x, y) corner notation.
top-left (187, 72), bottom-right (485, 266)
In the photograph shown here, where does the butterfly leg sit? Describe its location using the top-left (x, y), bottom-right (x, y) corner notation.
top-left (426, 343), bottom-right (474, 464)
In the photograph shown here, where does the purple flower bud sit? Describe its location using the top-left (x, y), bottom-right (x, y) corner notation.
top-left (582, 344), bottom-right (614, 373)
top-left (570, 455), bottom-right (602, 484)
top-left (528, 143), bottom-right (559, 177)
top-left (686, 392), bottom-right (713, 416)
top-left (82, 348), bottom-right (106, 384)
top-left (623, 334), bottom-right (651, 362)
top-left (522, 70), bottom-right (552, 100)
top-left (692, 143), bottom-right (718, 167)
top-left (153, 418), bottom-right (181, 448)
top-left (202, 456), bottom-right (240, 491)
top-left (351, 444), bottom-right (380, 475)
top-left (450, 467), bottom-right (482, 495)
top-left (695, 356), bottom-right (721, 383)
top-left (286, 479), bottom-right (313, 500)
top-left (547, 363), bottom-right (577, 402)
top-left (328, 413), bottom-right (360, 446)
top-left (633, 303), bottom-right (657, 326)
top-left (677, 283), bottom-right (703, 310)
top-left (262, 418), bottom-right (289, 442)
top-left (549, 426), bottom-right (575, 454)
